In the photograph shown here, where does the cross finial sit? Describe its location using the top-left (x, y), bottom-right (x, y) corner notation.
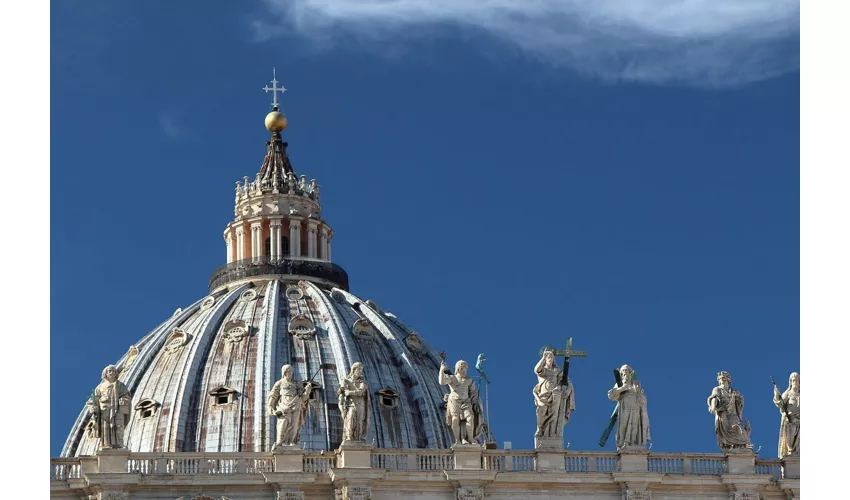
top-left (262, 67), bottom-right (287, 110)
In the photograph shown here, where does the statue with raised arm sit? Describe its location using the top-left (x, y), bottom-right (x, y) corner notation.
top-left (86, 365), bottom-right (132, 450)
top-left (533, 348), bottom-right (574, 443)
top-left (338, 362), bottom-right (370, 443)
top-left (773, 372), bottom-right (800, 458)
top-left (707, 371), bottom-right (752, 452)
top-left (606, 364), bottom-right (650, 451)
top-left (267, 364), bottom-right (312, 449)
top-left (439, 354), bottom-right (484, 445)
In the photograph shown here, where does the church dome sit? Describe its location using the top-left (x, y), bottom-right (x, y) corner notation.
top-left (60, 79), bottom-right (460, 456)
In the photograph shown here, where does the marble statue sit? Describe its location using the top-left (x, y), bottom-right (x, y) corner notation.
top-left (298, 175), bottom-right (307, 194)
top-left (286, 171), bottom-right (297, 194)
top-left (606, 364), bottom-right (650, 451)
top-left (86, 365), bottom-right (132, 450)
top-left (774, 372), bottom-right (800, 458)
top-left (338, 362), bottom-right (370, 443)
top-left (532, 348), bottom-right (575, 441)
top-left (439, 356), bottom-right (485, 445)
top-left (267, 365), bottom-right (313, 449)
top-left (707, 371), bottom-right (752, 452)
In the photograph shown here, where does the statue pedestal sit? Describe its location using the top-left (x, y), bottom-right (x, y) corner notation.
top-left (96, 448), bottom-right (130, 473)
top-left (452, 443), bottom-right (484, 470)
top-left (724, 449), bottom-right (756, 475)
top-left (273, 445), bottom-right (305, 472)
top-left (782, 453), bottom-right (800, 479)
top-left (534, 436), bottom-right (564, 451)
top-left (618, 448), bottom-right (649, 473)
top-left (337, 440), bottom-right (373, 469)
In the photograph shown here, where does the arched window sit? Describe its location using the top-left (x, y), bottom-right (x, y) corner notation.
top-left (282, 236), bottom-right (290, 256)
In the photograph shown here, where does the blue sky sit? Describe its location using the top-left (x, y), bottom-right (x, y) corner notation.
top-left (51, 0), bottom-right (799, 456)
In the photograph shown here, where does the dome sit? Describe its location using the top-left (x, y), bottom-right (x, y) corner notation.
top-left (62, 279), bottom-right (454, 455)
top-left (60, 79), bottom-right (470, 457)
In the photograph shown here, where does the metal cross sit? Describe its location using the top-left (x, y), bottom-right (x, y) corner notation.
top-left (262, 67), bottom-right (287, 109)
top-left (539, 337), bottom-right (588, 361)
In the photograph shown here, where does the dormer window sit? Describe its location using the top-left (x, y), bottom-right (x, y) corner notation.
top-left (135, 399), bottom-right (160, 419)
top-left (209, 386), bottom-right (237, 407)
top-left (376, 388), bottom-right (399, 408)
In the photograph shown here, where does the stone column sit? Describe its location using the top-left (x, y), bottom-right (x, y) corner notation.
top-left (269, 218), bottom-right (283, 261)
top-left (224, 230), bottom-right (233, 264)
top-left (307, 219), bottom-right (319, 259)
top-left (327, 232), bottom-right (333, 262)
top-left (320, 226), bottom-right (329, 261)
top-left (235, 227), bottom-right (245, 262)
top-left (289, 217), bottom-right (302, 258)
top-left (251, 221), bottom-right (263, 261)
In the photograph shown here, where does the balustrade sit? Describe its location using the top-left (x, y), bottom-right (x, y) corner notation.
top-left (49, 449), bottom-right (794, 479)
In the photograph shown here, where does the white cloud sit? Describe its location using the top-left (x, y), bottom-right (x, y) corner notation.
top-left (255, 0), bottom-right (799, 86)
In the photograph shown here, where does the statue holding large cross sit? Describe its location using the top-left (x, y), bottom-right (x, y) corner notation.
top-left (533, 337), bottom-right (587, 449)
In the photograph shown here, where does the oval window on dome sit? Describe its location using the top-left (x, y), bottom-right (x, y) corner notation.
top-left (222, 319), bottom-right (249, 343)
top-left (201, 295), bottom-right (216, 311)
top-left (286, 286), bottom-right (304, 301)
top-left (164, 328), bottom-right (191, 354)
top-left (352, 318), bottom-right (377, 343)
top-left (288, 314), bottom-right (316, 340)
top-left (240, 289), bottom-right (257, 302)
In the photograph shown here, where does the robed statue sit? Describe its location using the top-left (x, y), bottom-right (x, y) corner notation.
top-left (439, 356), bottom-right (485, 445)
top-left (267, 364), bottom-right (313, 449)
top-left (707, 371), bottom-right (752, 452)
top-left (606, 364), bottom-right (650, 450)
top-left (86, 365), bottom-right (132, 450)
top-left (338, 362), bottom-right (370, 443)
top-left (533, 348), bottom-right (575, 442)
top-left (773, 372), bottom-right (800, 458)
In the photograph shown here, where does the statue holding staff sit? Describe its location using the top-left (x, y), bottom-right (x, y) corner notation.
top-left (606, 364), bottom-right (650, 451)
top-left (268, 364), bottom-right (313, 449)
top-left (533, 348), bottom-right (575, 442)
top-left (773, 372), bottom-right (800, 458)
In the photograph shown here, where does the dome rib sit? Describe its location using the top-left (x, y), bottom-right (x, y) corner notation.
top-left (253, 280), bottom-right (279, 451)
top-left (176, 284), bottom-right (248, 451)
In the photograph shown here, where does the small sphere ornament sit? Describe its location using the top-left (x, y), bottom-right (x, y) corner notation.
top-left (265, 111), bottom-right (287, 132)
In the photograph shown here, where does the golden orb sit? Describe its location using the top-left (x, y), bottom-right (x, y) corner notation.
top-left (265, 111), bottom-right (287, 132)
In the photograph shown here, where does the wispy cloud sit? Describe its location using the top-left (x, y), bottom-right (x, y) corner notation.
top-left (158, 112), bottom-right (185, 139)
top-left (254, 0), bottom-right (799, 87)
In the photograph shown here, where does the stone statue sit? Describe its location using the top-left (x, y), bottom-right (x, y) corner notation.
top-left (439, 355), bottom-right (485, 445)
top-left (86, 365), bottom-right (132, 450)
top-left (774, 372), bottom-right (800, 458)
top-left (286, 171), bottom-right (297, 194)
top-left (707, 371), bottom-right (752, 452)
top-left (338, 362), bottom-right (370, 443)
top-left (606, 364), bottom-right (650, 451)
top-left (267, 364), bottom-right (313, 449)
top-left (298, 175), bottom-right (307, 194)
top-left (532, 348), bottom-right (574, 444)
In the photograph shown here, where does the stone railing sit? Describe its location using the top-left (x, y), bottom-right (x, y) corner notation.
top-left (51, 458), bottom-right (82, 480)
top-left (124, 452), bottom-right (275, 475)
top-left (49, 449), bottom-right (796, 479)
top-left (647, 452), bottom-right (727, 475)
